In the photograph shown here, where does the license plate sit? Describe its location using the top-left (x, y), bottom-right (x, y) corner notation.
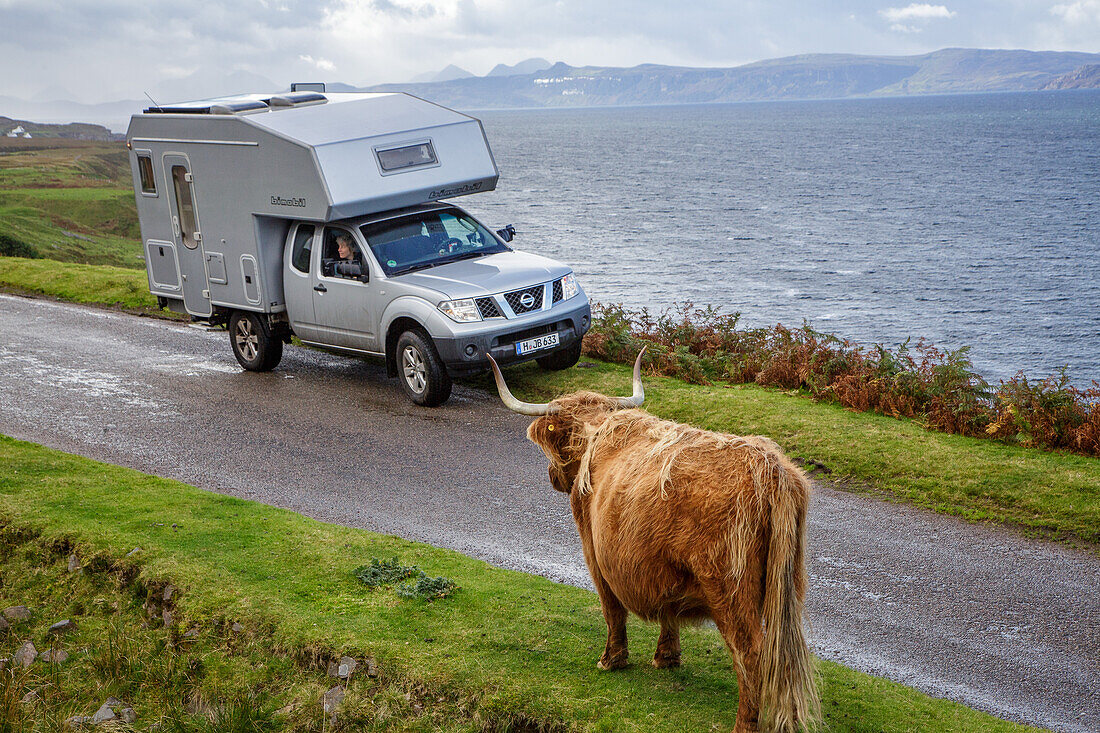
top-left (516, 332), bottom-right (560, 356)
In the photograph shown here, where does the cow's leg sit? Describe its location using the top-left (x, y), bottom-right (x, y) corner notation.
top-left (653, 617), bottom-right (681, 668)
top-left (593, 576), bottom-right (630, 671)
top-left (701, 581), bottom-right (763, 733)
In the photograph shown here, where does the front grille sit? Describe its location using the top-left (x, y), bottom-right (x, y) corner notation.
top-left (552, 279), bottom-right (563, 303)
top-left (476, 297), bottom-right (503, 319)
top-left (504, 284), bottom-right (544, 314)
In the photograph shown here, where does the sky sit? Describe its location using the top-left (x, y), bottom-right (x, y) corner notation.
top-left (1, 0), bottom-right (1098, 103)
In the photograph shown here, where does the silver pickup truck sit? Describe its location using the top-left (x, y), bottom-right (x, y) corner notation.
top-left (127, 89), bottom-right (590, 406)
top-left (277, 202), bottom-right (589, 405)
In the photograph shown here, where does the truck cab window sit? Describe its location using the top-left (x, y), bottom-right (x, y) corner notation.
top-left (322, 227), bottom-right (366, 280)
top-left (291, 225), bottom-right (315, 273)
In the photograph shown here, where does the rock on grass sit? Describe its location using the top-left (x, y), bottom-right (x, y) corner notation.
top-left (48, 619), bottom-right (77, 635)
top-left (14, 641), bottom-right (37, 667)
top-left (2, 605), bottom-right (31, 621)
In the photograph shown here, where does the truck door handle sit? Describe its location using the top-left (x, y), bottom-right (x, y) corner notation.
top-left (314, 284), bottom-right (327, 293)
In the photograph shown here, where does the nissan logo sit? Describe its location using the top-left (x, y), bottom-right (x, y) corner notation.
top-left (519, 293), bottom-right (536, 308)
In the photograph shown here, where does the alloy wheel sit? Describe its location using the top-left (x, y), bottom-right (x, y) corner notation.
top-left (234, 318), bottom-right (259, 362)
top-left (402, 345), bottom-right (427, 393)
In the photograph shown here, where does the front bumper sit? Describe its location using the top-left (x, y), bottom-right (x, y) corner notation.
top-left (433, 299), bottom-right (591, 376)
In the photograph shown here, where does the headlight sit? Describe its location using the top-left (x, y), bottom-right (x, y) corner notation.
top-left (560, 272), bottom-right (579, 300)
top-left (438, 298), bottom-right (482, 323)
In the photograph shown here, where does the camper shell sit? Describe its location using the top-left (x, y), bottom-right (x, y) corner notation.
top-left (126, 90), bottom-right (590, 406)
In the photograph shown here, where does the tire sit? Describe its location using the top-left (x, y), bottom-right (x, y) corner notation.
top-left (229, 311), bottom-right (283, 371)
top-left (536, 340), bottom-right (583, 371)
top-left (396, 330), bottom-right (452, 406)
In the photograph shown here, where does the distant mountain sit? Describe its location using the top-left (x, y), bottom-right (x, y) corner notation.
top-left (360, 48), bottom-right (1100, 109)
top-left (486, 58), bottom-right (552, 77)
top-left (1042, 64), bottom-right (1100, 90)
top-left (427, 64), bottom-right (475, 83)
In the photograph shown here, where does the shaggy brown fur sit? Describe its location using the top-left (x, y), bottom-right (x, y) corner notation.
top-left (527, 391), bottom-right (820, 733)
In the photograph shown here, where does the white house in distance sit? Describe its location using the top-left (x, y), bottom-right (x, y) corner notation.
top-left (5, 125), bottom-right (32, 138)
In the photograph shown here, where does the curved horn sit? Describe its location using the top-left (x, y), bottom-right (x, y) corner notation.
top-left (485, 354), bottom-right (557, 416)
top-left (614, 346), bottom-right (647, 408)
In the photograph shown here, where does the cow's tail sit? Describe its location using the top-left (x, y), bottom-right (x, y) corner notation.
top-left (757, 458), bottom-right (820, 732)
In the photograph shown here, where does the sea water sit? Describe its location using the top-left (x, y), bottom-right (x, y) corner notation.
top-left (464, 91), bottom-right (1100, 385)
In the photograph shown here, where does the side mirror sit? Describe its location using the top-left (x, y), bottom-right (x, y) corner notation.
top-left (496, 224), bottom-right (516, 243)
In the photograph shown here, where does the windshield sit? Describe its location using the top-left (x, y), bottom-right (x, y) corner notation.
top-left (360, 208), bottom-right (510, 277)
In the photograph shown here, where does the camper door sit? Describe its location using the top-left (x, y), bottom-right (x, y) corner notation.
top-left (163, 154), bottom-right (212, 317)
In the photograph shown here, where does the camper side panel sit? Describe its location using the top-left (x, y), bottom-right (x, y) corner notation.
top-left (128, 115), bottom-right (326, 315)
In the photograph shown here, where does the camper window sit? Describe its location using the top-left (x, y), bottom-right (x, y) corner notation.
top-left (291, 224), bottom-right (315, 274)
top-left (170, 165), bottom-right (199, 250)
top-left (376, 141), bottom-right (438, 173)
top-left (137, 155), bottom-right (156, 195)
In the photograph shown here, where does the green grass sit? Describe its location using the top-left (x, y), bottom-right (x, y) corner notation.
top-left (0, 256), bottom-right (158, 311)
top-left (0, 525), bottom-right (486, 731)
top-left (474, 362), bottom-right (1100, 546)
top-left (0, 435), bottom-right (1044, 732)
top-left (0, 141), bottom-right (141, 267)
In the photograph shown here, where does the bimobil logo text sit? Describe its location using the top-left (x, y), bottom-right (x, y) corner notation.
top-left (271, 196), bottom-right (306, 207)
top-left (429, 182), bottom-right (483, 199)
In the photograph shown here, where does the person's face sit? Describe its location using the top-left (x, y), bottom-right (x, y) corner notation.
top-left (337, 239), bottom-right (352, 260)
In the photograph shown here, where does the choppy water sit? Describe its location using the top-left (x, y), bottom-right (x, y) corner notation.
top-left (461, 91), bottom-right (1100, 385)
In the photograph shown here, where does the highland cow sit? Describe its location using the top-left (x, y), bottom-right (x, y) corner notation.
top-left (487, 349), bottom-right (820, 733)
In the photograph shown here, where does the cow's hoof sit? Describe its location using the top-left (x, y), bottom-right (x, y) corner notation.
top-left (652, 654), bottom-right (681, 669)
top-left (596, 652), bottom-right (629, 671)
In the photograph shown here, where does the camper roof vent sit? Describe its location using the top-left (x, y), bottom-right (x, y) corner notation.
top-left (210, 100), bottom-right (270, 115)
top-left (145, 98), bottom-right (269, 115)
top-left (290, 82), bottom-right (326, 93)
top-left (266, 92), bottom-right (328, 108)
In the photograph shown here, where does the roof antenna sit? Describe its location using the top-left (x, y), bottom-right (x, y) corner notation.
top-left (143, 91), bottom-right (161, 108)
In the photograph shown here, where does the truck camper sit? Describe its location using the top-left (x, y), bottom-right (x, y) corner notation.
top-left (126, 89), bottom-right (590, 406)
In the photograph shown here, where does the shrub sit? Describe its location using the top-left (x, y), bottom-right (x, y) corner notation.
top-left (0, 233), bottom-right (37, 258)
top-left (582, 302), bottom-right (1100, 458)
top-left (353, 557), bottom-right (457, 601)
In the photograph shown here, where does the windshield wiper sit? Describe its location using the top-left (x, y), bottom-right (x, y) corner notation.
top-left (392, 261), bottom-right (441, 276)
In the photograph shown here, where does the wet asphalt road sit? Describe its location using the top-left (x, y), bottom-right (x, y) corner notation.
top-left (0, 293), bottom-right (1097, 733)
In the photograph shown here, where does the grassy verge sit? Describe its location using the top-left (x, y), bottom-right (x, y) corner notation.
top-left (1, 528), bottom-right (418, 732)
top-left (0, 435), bottom-right (1040, 732)
top-left (0, 256), bottom-right (159, 312)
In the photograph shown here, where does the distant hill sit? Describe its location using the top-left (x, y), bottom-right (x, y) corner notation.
top-left (1042, 64), bottom-right (1100, 90)
top-left (0, 116), bottom-right (116, 141)
top-left (486, 58), bottom-right (552, 77)
top-left (410, 64), bottom-right (475, 83)
top-left (361, 48), bottom-right (1100, 108)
